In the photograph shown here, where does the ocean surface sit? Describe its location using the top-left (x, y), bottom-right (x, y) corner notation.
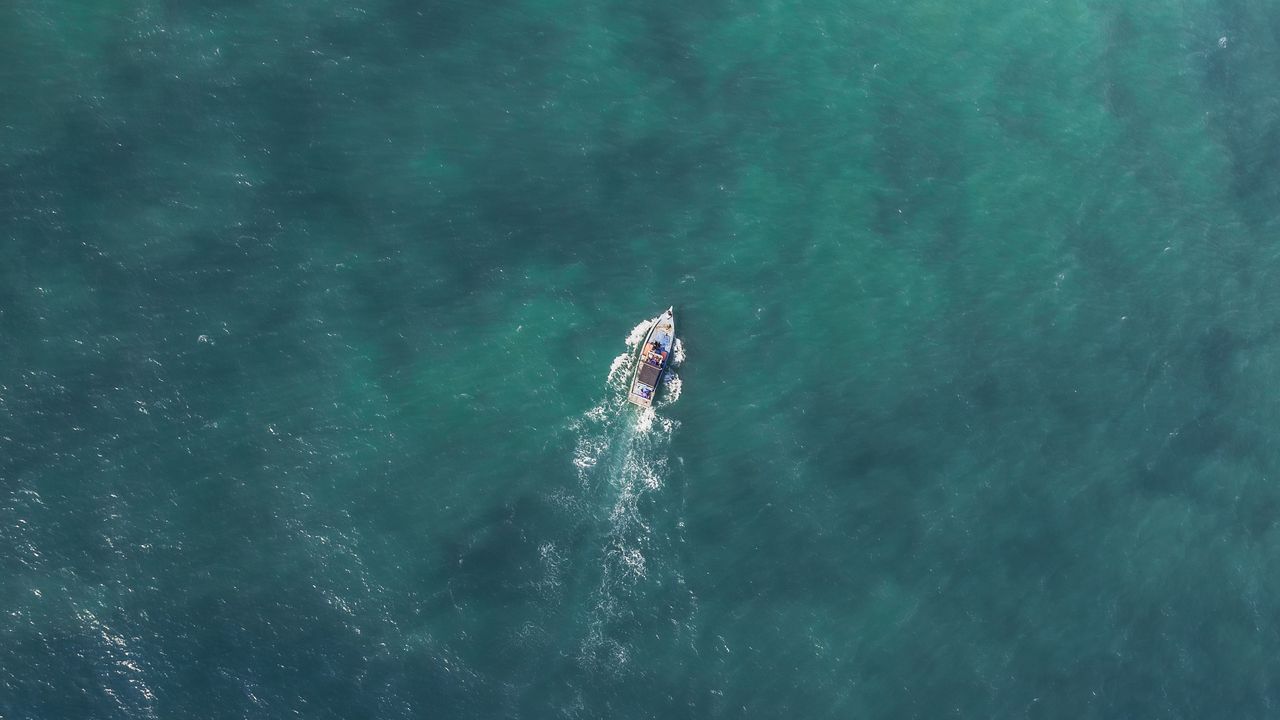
top-left (5, 1), bottom-right (1280, 717)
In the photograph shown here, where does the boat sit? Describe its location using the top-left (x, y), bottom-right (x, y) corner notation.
top-left (628, 307), bottom-right (676, 407)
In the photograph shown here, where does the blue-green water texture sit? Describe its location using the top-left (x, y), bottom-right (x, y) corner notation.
top-left (6, 0), bottom-right (1280, 717)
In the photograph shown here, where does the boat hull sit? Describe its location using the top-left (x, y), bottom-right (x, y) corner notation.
top-left (628, 308), bottom-right (675, 407)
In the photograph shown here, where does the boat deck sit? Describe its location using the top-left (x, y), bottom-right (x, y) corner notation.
top-left (628, 309), bottom-right (675, 407)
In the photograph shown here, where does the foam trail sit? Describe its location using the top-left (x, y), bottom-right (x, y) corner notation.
top-left (606, 353), bottom-right (632, 386)
top-left (565, 313), bottom-right (686, 674)
top-left (660, 375), bottom-right (683, 403)
top-left (625, 318), bottom-right (655, 348)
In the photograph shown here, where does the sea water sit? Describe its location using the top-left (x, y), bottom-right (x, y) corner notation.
top-left (5, 0), bottom-right (1280, 717)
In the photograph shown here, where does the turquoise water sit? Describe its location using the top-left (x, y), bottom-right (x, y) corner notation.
top-left (5, 0), bottom-right (1280, 717)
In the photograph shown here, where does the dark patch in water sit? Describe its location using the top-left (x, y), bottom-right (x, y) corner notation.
top-left (1199, 324), bottom-right (1242, 392)
top-left (1135, 410), bottom-right (1231, 496)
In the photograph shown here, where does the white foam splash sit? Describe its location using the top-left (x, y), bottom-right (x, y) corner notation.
top-left (570, 412), bottom-right (612, 482)
top-left (573, 440), bottom-right (602, 472)
top-left (635, 406), bottom-right (656, 433)
top-left (625, 317), bottom-right (656, 348)
top-left (616, 546), bottom-right (647, 580)
top-left (672, 338), bottom-right (686, 366)
top-left (584, 403), bottom-right (609, 423)
top-left (607, 352), bottom-right (632, 386)
top-left (661, 375), bottom-right (682, 403)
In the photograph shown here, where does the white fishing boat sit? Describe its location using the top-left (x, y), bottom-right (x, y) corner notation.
top-left (628, 307), bottom-right (676, 408)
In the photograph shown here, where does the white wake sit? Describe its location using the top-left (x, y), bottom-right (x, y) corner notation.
top-left (566, 312), bottom-right (685, 673)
